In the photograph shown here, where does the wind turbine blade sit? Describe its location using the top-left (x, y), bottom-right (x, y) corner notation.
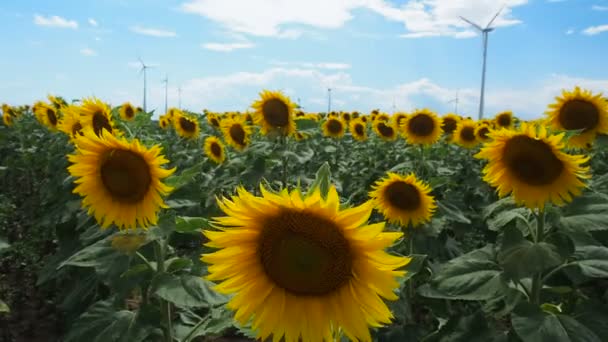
top-left (486, 5), bottom-right (505, 29)
top-left (459, 16), bottom-right (483, 31)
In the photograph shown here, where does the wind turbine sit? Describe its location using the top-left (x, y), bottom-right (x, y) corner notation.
top-left (138, 58), bottom-right (155, 112)
top-left (448, 90), bottom-right (460, 114)
top-left (460, 5), bottom-right (504, 120)
top-left (178, 86), bottom-right (182, 109)
top-left (162, 74), bottom-right (168, 114)
top-left (327, 88), bottom-right (332, 114)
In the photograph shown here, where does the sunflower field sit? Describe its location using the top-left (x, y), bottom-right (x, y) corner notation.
top-left (1, 87), bottom-right (608, 342)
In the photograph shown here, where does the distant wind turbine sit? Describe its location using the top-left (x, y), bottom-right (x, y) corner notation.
top-left (162, 75), bottom-right (168, 114)
top-left (448, 90), bottom-right (460, 114)
top-left (138, 58), bottom-right (155, 112)
top-left (327, 88), bottom-right (332, 114)
top-left (178, 86), bottom-right (182, 109)
top-left (460, 5), bottom-right (504, 120)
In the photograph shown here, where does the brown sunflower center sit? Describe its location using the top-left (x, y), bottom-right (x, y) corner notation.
top-left (92, 112), bottom-right (112, 136)
top-left (125, 106), bottom-right (135, 118)
top-left (408, 114), bottom-right (435, 136)
top-left (100, 149), bottom-right (152, 203)
top-left (442, 118), bottom-right (457, 134)
top-left (384, 181), bottom-right (421, 211)
top-left (460, 126), bottom-right (476, 142)
top-left (72, 122), bottom-right (83, 136)
top-left (262, 99), bottom-right (290, 127)
top-left (477, 126), bottom-right (490, 139)
top-left (497, 114), bottom-right (512, 127)
top-left (179, 117), bottom-right (196, 133)
top-left (327, 119), bottom-right (343, 134)
top-left (258, 208), bottom-right (352, 296)
top-left (377, 122), bottom-right (394, 137)
top-left (210, 142), bottom-right (222, 157)
top-left (210, 118), bottom-right (220, 127)
top-left (558, 100), bottom-right (599, 131)
top-left (503, 135), bottom-right (564, 186)
top-left (343, 113), bottom-right (351, 121)
top-left (229, 124), bottom-right (246, 146)
top-left (354, 123), bottom-right (365, 136)
top-left (46, 109), bottom-right (57, 126)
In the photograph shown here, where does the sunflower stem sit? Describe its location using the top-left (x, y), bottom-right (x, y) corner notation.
top-left (280, 135), bottom-right (288, 187)
top-left (405, 226), bottom-right (415, 324)
top-left (531, 209), bottom-right (545, 305)
top-left (154, 239), bottom-right (174, 342)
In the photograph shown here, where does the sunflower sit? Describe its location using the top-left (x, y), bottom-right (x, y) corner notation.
top-left (58, 105), bottom-right (84, 140)
top-left (360, 116), bottom-right (369, 124)
top-left (2, 104), bottom-right (15, 118)
top-left (453, 120), bottom-right (479, 148)
top-left (48, 94), bottom-right (67, 110)
top-left (174, 112), bottom-right (200, 139)
top-left (370, 173), bottom-right (436, 227)
top-left (392, 112), bottom-right (408, 127)
top-left (67, 130), bottom-right (175, 230)
top-left (545, 86), bottom-right (608, 148)
top-left (494, 111), bottom-right (514, 129)
top-left (441, 113), bottom-right (461, 135)
top-left (119, 102), bottom-right (136, 121)
top-left (79, 97), bottom-right (118, 137)
top-left (221, 117), bottom-right (251, 151)
top-left (251, 90), bottom-right (296, 136)
top-left (475, 123), bottom-right (590, 209)
top-left (373, 120), bottom-right (397, 141)
top-left (202, 184), bottom-right (410, 342)
top-left (2, 112), bottom-right (12, 126)
top-left (34, 102), bottom-right (59, 130)
top-left (349, 119), bottom-right (367, 142)
top-left (375, 113), bottom-right (390, 122)
top-left (475, 123), bottom-right (492, 142)
top-left (401, 109), bottom-right (442, 145)
top-left (204, 136), bottom-right (225, 164)
top-left (295, 110), bottom-right (306, 118)
top-left (322, 117), bottom-right (346, 138)
top-left (294, 132), bottom-right (310, 141)
top-left (159, 116), bottom-right (170, 129)
top-left (341, 112), bottom-right (352, 122)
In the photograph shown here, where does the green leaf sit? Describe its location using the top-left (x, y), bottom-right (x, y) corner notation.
top-left (165, 199), bottom-right (198, 209)
top-left (0, 300), bottom-right (9, 313)
top-left (483, 197), bottom-right (516, 220)
top-left (498, 226), bottom-right (563, 279)
top-left (0, 238), bottom-right (9, 253)
top-left (486, 207), bottom-right (530, 232)
top-left (401, 254), bottom-right (427, 283)
top-left (423, 311), bottom-right (496, 342)
top-left (560, 194), bottom-right (608, 232)
top-left (429, 245), bottom-right (507, 300)
top-left (512, 302), bottom-right (602, 342)
top-left (436, 200), bottom-right (471, 224)
top-left (573, 246), bottom-right (608, 278)
top-left (165, 162), bottom-right (203, 190)
top-left (152, 274), bottom-right (228, 308)
top-left (175, 216), bottom-right (210, 234)
top-left (307, 162), bottom-right (331, 199)
top-left (295, 118), bottom-right (318, 131)
top-left (166, 257), bottom-right (193, 273)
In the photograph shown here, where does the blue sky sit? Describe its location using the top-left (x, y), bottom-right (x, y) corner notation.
top-left (1, 0), bottom-right (607, 119)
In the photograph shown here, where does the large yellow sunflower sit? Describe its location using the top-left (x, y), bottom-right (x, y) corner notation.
top-left (204, 136), bottom-right (226, 164)
top-left (58, 105), bottom-right (85, 140)
top-left (202, 184), bottom-right (410, 342)
top-left (401, 109), bottom-right (443, 145)
top-left (221, 117), bottom-right (251, 151)
top-left (369, 173), bottom-right (436, 227)
top-left (174, 111), bottom-right (200, 139)
top-left (79, 97), bottom-right (118, 137)
top-left (475, 123), bottom-right (492, 143)
top-left (453, 120), bottom-right (479, 148)
top-left (494, 111), bottom-right (514, 129)
top-left (67, 130), bottom-right (175, 230)
top-left (475, 123), bottom-right (590, 209)
top-left (349, 118), bottom-right (368, 142)
top-left (322, 117), bottom-right (346, 138)
top-left (441, 113), bottom-right (461, 135)
top-left (545, 86), bottom-right (608, 148)
top-left (373, 120), bottom-right (397, 141)
top-left (34, 102), bottom-right (60, 130)
top-left (119, 102), bottom-right (136, 121)
top-left (251, 90), bottom-right (296, 136)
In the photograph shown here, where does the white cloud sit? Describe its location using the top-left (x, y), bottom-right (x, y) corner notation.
top-left (130, 25), bottom-right (177, 37)
top-left (592, 5), bottom-right (608, 11)
top-left (270, 61), bottom-right (352, 70)
top-left (583, 24), bottom-right (608, 35)
top-left (88, 18), bottom-right (98, 27)
top-left (80, 48), bottom-right (97, 56)
top-left (33, 14), bottom-right (78, 29)
top-left (565, 28), bottom-right (575, 35)
top-left (180, 0), bottom-right (528, 39)
top-left (202, 41), bottom-right (255, 51)
top-left (127, 61), bottom-right (160, 69)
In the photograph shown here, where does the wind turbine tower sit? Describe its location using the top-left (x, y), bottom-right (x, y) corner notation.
top-left (460, 6), bottom-right (504, 120)
top-left (162, 75), bottom-right (168, 114)
top-left (448, 90), bottom-right (460, 114)
top-left (138, 58), bottom-right (155, 112)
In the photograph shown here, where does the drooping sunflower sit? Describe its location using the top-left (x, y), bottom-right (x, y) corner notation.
top-left (475, 123), bottom-right (492, 142)
top-left (174, 111), bottom-right (200, 139)
top-left (203, 136), bottom-right (225, 164)
top-left (322, 117), bottom-right (346, 138)
top-left (441, 113), bottom-right (461, 136)
top-left (58, 105), bottom-right (85, 140)
top-left (369, 173), bottom-right (436, 227)
top-left (475, 123), bottom-right (590, 209)
top-left (48, 94), bottom-right (67, 110)
top-left (494, 111), bottom-right (514, 129)
top-left (251, 90), bottom-right (296, 136)
top-left (453, 120), bottom-right (479, 148)
top-left (545, 86), bottom-right (608, 148)
top-left (401, 109), bottom-right (443, 145)
top-left (67, 130), bottom-right (176, 230)
top-left (2, 112), bottom-right (12, 126)
top-left (202, 184), bottom-right (410, 342)
top-left (221, 117), bottom-right (251, 151)
top-left (34, 102), bottom-right (60, 130)
top-left (79, 97), bottom-right (118, 137)
top-left (373, 120), bottom-right (397, 141)
top-left (349, 118), bottom-right (367, 141)
top-left (159, 115), bottom-right (170, 129)
top-left (119, 102), bottom-right (136, 121)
